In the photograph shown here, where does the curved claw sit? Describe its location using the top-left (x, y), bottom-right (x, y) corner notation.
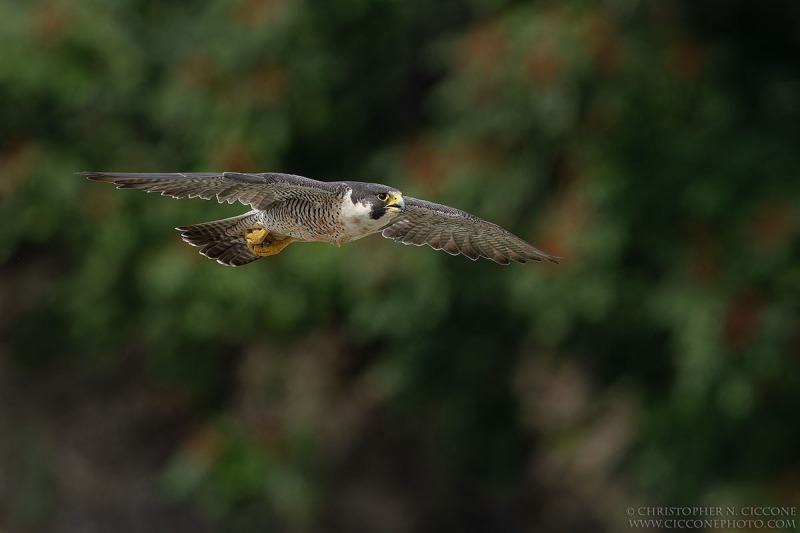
top-left (244, 227), bottom-right (269, 245)
top-left (244, 227), bottom-right (294, 256)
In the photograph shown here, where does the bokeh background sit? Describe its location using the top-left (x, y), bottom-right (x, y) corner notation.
top-left (2, 0), bottom-right (800, 531)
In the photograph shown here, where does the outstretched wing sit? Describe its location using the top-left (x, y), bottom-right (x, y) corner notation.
top-left (81, 171), bottom-right (342, 211)
top-left (381, 197), bottom-right (560, 265)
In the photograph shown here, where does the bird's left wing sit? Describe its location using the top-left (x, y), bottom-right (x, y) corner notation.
top-left (80, 171), bottom-right (341, 211)
top-left (381, 197), bottom-right (560, 265)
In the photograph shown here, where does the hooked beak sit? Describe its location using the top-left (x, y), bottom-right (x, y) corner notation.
top-left (385, 193), bottom-right (405, 212)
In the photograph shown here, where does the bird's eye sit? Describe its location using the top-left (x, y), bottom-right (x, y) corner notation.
top-left (376, 193), bottom-right (389, 202)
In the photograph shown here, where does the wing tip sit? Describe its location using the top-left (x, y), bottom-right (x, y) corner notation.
top-left (78, 171), bottom-right (107, 181)
top-left (487, 249), bottom-right (562, 265)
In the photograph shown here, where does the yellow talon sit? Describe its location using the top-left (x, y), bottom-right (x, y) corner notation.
top-left (244, 227), bottom-right (268, 245)
top-left (244, 227), bottom-right (294, 256)
top-left (248, 237), bottom-right (294, 256)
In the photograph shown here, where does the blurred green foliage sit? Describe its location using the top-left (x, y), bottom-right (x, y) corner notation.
top-left (1, 0), bottom-right (799, 531)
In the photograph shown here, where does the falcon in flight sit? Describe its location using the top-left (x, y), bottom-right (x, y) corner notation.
top-left (83, 171), bottom-right (560, 266)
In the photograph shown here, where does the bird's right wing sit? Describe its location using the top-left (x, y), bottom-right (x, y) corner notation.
top-left (381, 197), bottom-right (560, 265)
top-left (81, 171), bottom-right (343, 211)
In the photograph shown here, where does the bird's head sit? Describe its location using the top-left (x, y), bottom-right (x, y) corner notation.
top-left (348, 182), bottom-right (405, 220)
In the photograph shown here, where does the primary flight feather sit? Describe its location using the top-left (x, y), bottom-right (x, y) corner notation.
top-left (82, 171), bottom-right (560, 266)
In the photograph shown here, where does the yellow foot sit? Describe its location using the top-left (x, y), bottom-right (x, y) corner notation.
top-left (244, 227), bottom-right (294, 257)
top-left (244, 227), bottom-right (269, 245)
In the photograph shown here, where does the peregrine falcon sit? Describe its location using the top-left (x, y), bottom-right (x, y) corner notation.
top-left (83, 171), bottom-right (560, 266)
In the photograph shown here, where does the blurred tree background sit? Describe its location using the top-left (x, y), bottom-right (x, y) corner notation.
top-left (1, 0), bottom-right (799, 531)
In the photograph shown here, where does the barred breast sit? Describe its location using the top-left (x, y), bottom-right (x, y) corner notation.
top-left (252, 186), bottom-right (345, 244)
top-left (256, 189), bottom-right (392, 245)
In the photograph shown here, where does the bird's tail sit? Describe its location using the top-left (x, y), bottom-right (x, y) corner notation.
top-left (176, 213), bottom-right (261, 266)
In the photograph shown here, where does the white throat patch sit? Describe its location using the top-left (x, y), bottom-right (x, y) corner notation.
top-left (338, 190), bottom-right (397, 243)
